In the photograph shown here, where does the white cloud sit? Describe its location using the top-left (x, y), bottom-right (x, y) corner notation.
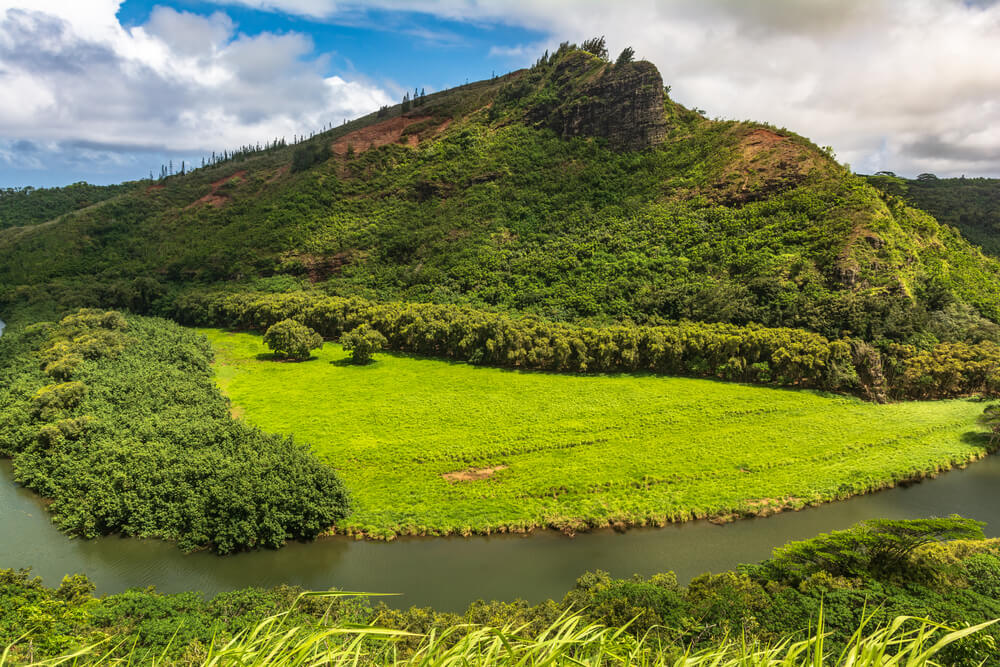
top-left (209, 0), bottom-right (1000, 177)
top-left (0, 1), bottom-right (392, 172)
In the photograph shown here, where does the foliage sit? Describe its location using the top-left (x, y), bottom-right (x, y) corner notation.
top-left (866, 174), bottom-right (1000, 255)
top-left (200, 327), bottom-right (989, 539)
top-left (172, 290), bottom-right (1000, 399)
top-left (263, 318), bottom-right (323, 360)
top-left (754, 517), bottom-right (986, 583)
top-left (1, 48), bottom-right (999, 353)
top-left (290, 142), bottom-right (332, 173)
top-left (616, 46), bottom-right (635, 65)
top-left (2, 522), bottom-right (1000, 665)
top-left (339, 323), bottom-right (387, 364)
top-left (0, 181), bottom-right (138, 230)
top-left (580, 35), bottom-right (608, 60)
top-left (0, 310), bottom-right (350, 553)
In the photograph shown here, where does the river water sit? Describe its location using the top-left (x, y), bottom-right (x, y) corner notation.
top-left (3, 456), bottom-right (999, 611)
top-left (2, 316), bottom-right (999, 611)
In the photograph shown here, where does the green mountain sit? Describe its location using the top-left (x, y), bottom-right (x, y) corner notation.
top-left (866, 173), bottom-right (1000, 256)
top-left (0, 181), bottom-right (139, 230)
top-left (2, 42), bottom-right (1000, 346)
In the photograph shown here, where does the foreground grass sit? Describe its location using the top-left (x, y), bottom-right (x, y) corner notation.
top-left (202, 329), bottom-right (991, 539)
top-left (14, 602), bottom-right (996, 667)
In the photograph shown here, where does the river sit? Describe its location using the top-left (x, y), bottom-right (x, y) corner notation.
top-left (2, 455), bottom-right (999, 612)
top-left (2, 315), bottom-right (999, 611)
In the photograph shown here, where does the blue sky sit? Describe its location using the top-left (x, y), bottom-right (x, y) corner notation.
top-left (1, 0), bottom-right (999, 188)
top-left (117, 1), bottom-right (542, 97)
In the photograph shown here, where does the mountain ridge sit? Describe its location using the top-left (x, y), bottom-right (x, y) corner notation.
top-left (1, 41), bottom-right (999, 350)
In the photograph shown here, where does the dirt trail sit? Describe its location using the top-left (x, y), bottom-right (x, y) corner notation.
top-left (443, 465), bottom-right (508, 483)
top-left (189, 170), bottom-right (247, 209)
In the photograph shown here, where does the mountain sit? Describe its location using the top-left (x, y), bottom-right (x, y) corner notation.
top-left (0, 181), bottom-right (139, 230)
top-left (866, 173), bottom-right (1000, 256)
top-left (2, 41), bottom-right (1000, 346)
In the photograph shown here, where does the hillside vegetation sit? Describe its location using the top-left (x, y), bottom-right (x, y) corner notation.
top-left (0, 310), bottom-right (348, 552)
top-left (0, 181), bottom-right (139, 230)
top-left (204, 328), bottom-right (989, 539)
top-left (2, 43), bottom-right (1000, 352)
top-left (3, 519), bottom-right (999, 665)
top-left (866, 173), bottom-right (1000, 255)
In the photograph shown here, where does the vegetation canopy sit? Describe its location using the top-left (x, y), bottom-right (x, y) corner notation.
top-left (263, 318), bottom-right (323, 360)
top-left (0, 310), bottom-right (350, 553)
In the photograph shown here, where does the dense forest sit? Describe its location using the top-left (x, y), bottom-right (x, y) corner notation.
top-left (866, 173), bottom-right (1000, 255)
top-left (2, 518), bottom-right (998, 665)
top-left (0, 181), bottom-right (139, 230)
top-left (0, 310), bottom-right (349, 552)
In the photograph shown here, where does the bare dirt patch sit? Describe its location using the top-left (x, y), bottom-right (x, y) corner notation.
top-left (189, 170), bottom-right (247, 209)
top-left (332, 116), bottom-right (434, 156)
top-left (283, 250), bottom-right (357, 283)
top-left (706, 127), bottom-right (820, 206)
top-left (443, 465), bottom-right (508, 483)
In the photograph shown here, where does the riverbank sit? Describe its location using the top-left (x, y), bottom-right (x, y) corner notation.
top-left (203, 328), bottom-right (995, 541)
top-left (4, 517), bottom-right (999, 665)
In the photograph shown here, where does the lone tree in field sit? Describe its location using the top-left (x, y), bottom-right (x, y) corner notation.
top-left (340, 324), bottom-right (387, 364)
top-left (264, 319), bottom-right (323, 360)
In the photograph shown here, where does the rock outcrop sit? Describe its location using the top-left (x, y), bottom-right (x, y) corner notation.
top-left (513, 50), bottom-right (668, 152)
top-left (550, 59), bottom-right (667, 151)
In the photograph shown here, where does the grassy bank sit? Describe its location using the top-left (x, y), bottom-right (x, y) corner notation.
top-left (5, 520), bottom-right (1000, 665)
top-left (203, 329), bottom-right (992, 539)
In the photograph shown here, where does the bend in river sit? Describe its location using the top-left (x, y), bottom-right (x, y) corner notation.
top-left (2, 455), bottom-right (999, 612)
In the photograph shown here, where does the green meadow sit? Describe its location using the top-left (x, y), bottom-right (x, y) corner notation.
top-left (201, 329), bottom-right (991, 539)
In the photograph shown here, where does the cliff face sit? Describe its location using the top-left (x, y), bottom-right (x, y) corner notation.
top-left (550, 60), bottom-right (668, 151)
top-left (511, 50), bottom-right (668, 152)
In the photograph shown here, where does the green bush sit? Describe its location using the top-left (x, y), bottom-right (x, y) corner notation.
top-left (263, 319), bottom-right (323, 360)
top-left (339, 324), bottom-right (387, 364)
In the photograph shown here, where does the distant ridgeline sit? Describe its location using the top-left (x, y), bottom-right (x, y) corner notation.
top-left (865, 172), bottom-right (1000, 255)
top-left (0, 181), bottom-right (140, 230)
top-left (3, 40), bottom-right (1000, 398)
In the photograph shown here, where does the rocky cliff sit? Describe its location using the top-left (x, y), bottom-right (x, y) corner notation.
top-left (550, 59), bottom-right (667, 151)
top-left (504, 50), bottom-right (668, 152)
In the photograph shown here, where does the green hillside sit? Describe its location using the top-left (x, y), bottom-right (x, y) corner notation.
top-left (866, 173), bottom-right (1000, 255)
top-left (2, 43), bottom-right (1000, 349)
top-left (0, 181), bottom-right (139, 230)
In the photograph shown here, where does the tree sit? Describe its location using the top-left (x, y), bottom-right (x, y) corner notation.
top-left (581, 36), bottom-right (608, 60)
top-left (760, 517), bottom-right (986, 583)
top-left (917, 172), bottom-right (939, 181)
top-left (263, 319), bottom-right (323, 360)
top-left (615, 46), bottom-right (635, 65)
top-left (340, 324), bottom-right (387, 364)
top-left (401, 92), bottom-right (411, 112)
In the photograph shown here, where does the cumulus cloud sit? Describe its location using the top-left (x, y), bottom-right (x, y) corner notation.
top-left (212, 0), bottom-right (1000, 177)
top-left (0, 1), bottom-right (392, 182)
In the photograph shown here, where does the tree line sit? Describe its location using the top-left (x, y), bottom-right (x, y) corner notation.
top-left (169, 290), bottom-right (1000, 401)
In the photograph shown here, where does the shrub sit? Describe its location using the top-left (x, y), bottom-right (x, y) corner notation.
top-left (1, 311), bottom-right (351, 553)
top-left (340, 324), bottom-right (387, 364)
top-left (263, 319), bottom-right (323, 360)
top-left (30, 381), bottom-right (87, 420)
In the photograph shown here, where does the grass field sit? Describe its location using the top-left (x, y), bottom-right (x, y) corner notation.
top-left (201, 329), bottom-right (992, 539)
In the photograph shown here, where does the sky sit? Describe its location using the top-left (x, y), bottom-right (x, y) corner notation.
top-left (1, 0), bottom-right (998, 187)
